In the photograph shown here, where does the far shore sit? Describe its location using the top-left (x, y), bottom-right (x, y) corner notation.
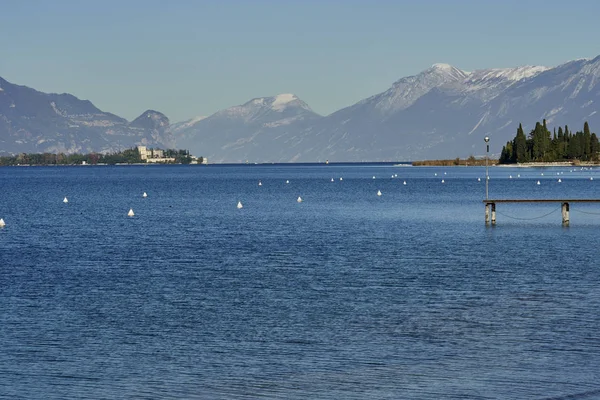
top-left (412, 158), bottom-right (497, 167)
top-left (495, 161), bottom-right (599, 168)
top-left (412, 159), bottom-right (599, 167)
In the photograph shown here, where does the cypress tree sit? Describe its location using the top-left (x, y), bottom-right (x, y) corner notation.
top-left (591, 132), bottom-right (599, 161)
top-left (499, 143), bottom-right (510, 164)
top-left (584, 121), bottom-right (591, 136)
top-left (583, 128), bottom-right (592, 160)
top-left (549, 128), bottom-right (558, 160)
top-left (543, 122), bottom-right (552, 160)
top-left (514, 123), bottom-right (528, 163)
top-left (532, 122), bottom-right (544, 160)
top-left (578, 132), bottom-right (586, 159)
top-left (568, 132), bottom-right (582, 159)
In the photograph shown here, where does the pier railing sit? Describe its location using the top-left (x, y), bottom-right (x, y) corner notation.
top-left (483, 199), bottom-right (600, 225)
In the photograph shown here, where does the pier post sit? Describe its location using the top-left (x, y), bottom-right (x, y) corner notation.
top-left (562, 202), bottom-right (570, 226)
top-left (485, 202), bottom-right (496, 225)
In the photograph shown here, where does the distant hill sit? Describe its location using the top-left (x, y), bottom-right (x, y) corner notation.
top-left (175, 94), bottom-right (322, 163)
top-left (0, 77), bottom-right (173, 155)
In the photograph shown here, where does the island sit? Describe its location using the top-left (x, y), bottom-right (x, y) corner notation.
top-left (0, 146), bottom-right (206, 166)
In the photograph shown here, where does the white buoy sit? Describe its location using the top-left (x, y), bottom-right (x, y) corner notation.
top-left (509, 175), bottom-right (512, 179)
top-left (444, 172), bottom-right (447, 175)
top-left (297, 196), bottom-right (302, 203)
top-left (63, 197), bottom-right (68, 203)
top-left (403, 181), bottom-right (407, 185)
top-left (558, 179), bottom-right (562, 183)
top-left (377, 190), bottom-right (382, 196)
top-left (142, 192), bottom-right (147, 198)
top-left (517, 174), bottom-right (520, 178)
top-left (477, 177), bottom-right (481, 182)
top-left (258, 181), bottom-right (262, 186)
top-left (591, 177), bottom-right (594, 181)
top-left (339, 177), bottom-right (343, 181)
top-left (331, 178), bottom-right (334, 182)
top-left (373, 176), bottom-right (376, 179)
top-left (537, 180), bottom-right (541, 185)
top-left (0, 218), bottom-right (5, 227)
top-left (286, 180), bottom-right (289, 184)
top-left (441, 179), bottom-right (445, 183)
top-left (394, 174), bottom-right (398, 178)
top-left (435, 173), bottom-right (437, 176)
top-left (128, 208), bottom-right (135, 217)
top-left (237, 201), bottom-right (243, 209)
top-left (541, 173), bottom-right (544, 176)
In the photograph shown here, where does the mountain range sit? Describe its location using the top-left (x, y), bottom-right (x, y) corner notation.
top-left (2, 55), bottom-right (599, 161)
top-left (0, 76), bottom-right (172, 155)
top-left (176, 56), bottom-right (600, 162)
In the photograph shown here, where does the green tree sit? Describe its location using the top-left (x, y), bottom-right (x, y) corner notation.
top-left (531, 122), bottom-right (544, 160)
top-left (499, 141), bottom-right (514, 164)
top-left (591, 133), bottom-right (599, 161)
top-left (568, 133), bottom-right (582, 159)
top-left (583, 121), bottom-right (592, 160)
top-left (514, 123), bottom-right (528, 162)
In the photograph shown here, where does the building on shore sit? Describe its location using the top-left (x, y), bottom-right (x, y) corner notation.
top-left (137, 146), bottom-right (175, 163)
top-left (137, 146), bottom-right (206, 164)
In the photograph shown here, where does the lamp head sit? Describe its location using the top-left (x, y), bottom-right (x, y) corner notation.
top-left (484, 136), bottom-right (490, 143)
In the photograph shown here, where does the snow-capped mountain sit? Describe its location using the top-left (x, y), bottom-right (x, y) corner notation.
top-left (176, 94), bottom-right (322, 163)
top-left (171, 116), bottom-right (207, 135)
top-left (365, 63), bottom-right (469, 116)
top-left (2, 54), bottom-right (599, 162)
top-left (175, 55), bottom-right (600, 162)
top-left (460, 65), bottom-right (550, 102)
top-left (0, 77), bottom-right (173, 155)
top-left (210, 93), bottom-right (314, 122)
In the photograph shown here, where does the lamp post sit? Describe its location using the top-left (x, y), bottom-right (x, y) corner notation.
top-left (484, 136), bottom-right (490, 200)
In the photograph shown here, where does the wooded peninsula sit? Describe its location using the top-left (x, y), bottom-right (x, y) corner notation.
top-left (0, 147), bottom-right (202, 166)
top-left (499, 121), bottom-right (598, 164)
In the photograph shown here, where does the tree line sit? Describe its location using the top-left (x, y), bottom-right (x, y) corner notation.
top-left (412, 156), bottom-right (494, 166)
top-left (0, 147), bottom-right (202, 166)
top-left (499, 121), bottom-right (599, 164)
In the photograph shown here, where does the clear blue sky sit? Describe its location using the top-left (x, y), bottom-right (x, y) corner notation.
top-left (1, 0), bottom-right (599, 123)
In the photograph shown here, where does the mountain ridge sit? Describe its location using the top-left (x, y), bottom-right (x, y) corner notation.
top-left (2, 54), bottom-right (599, 162)
top-left (175, 55), bottom-right (600, 162)
top-left (0, 77), bottom-right (173, 155)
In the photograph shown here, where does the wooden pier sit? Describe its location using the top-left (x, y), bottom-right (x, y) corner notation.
top-left (483, 199), bottom-right (600, 226)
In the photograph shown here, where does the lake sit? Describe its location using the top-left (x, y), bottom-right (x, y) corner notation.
top-left (1, 164), bottom-right (600, 399)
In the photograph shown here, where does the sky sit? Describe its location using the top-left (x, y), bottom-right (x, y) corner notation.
top-left (1, 0), bottom-right (599, 123)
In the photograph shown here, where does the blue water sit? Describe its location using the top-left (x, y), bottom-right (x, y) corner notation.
top-left (1, 164), bottom-right (600, 399)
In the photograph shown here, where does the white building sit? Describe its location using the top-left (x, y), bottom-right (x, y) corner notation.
top-left (137, 146), bottom-right (173, 163)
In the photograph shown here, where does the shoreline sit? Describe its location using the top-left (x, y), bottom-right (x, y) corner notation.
top-left (496, 162), bottom-right (599, 168)
top-left (3, 160), bottom-right (598, 168)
